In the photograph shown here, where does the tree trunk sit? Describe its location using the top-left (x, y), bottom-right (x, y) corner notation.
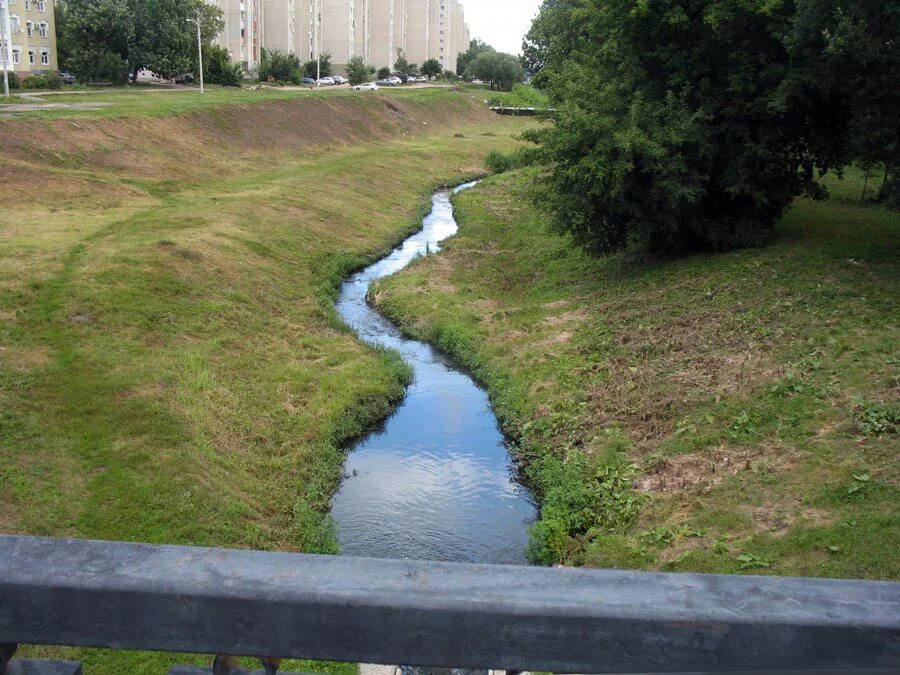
top-left (862, 165), bottom-right (870, 201)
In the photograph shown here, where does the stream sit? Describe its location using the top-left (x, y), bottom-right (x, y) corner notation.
top-left (332, 182), bottom-right (536, 564)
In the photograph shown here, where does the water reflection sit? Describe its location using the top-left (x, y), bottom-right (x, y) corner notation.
top-left (332, 183), bottom-right (536, 564)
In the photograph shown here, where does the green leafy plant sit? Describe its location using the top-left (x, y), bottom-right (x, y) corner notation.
top-left (736, 553), bottom-right (773, 570)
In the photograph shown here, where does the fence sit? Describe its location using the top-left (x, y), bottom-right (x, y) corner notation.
top-left (1, 535), bottom-right (899, 674)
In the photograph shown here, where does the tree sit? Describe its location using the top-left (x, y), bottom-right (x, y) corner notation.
top-left (420, 59), bottom-right (441, 79)
top-left (376, 66), bottom-right (392, 80)
top-left (394, 49), bottom-right (410, 74)
top-left (456, 38), bottom-right (493, 76)
top-left (523, 0), bottom-right (900, 256)
top-left (346, 56), bottom-right (375, 86)
top-left (61, 0), bottom-right (223, 83)
top-left (466, 51), bottom-right (524, 91)
top-left (303, 52), bottom-right (332, 79)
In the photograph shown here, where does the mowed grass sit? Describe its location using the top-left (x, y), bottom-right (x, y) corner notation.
top-left (0, 94), bottom-right (535, 672)
top-left (0, 83), bottom-right (460, 120)
top-left (374, 169), bottom-right (899, 579)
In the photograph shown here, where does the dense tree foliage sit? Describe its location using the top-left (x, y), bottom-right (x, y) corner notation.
top-left (303, 53), bottom-right (333, 79)
top-left (59, 0), bottom-right (224, 83)
top-left (260, 49), bottom-right (302, 83)
top-left (524, 0), bottom-right (900, 255)
top-left (346, 56), bottom-right (375, 86)
top-left (420, 59), bottom-right (442, 78)
top-left (466, 52), bottom-right (525, 91)
top-left (456, 38), bottom-right (494, 76)
top-left (202, 45), bottom-right (243, 86)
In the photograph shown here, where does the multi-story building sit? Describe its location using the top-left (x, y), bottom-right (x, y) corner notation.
top-left (0, 0), bottom-right (58, 77)
top-left (211, 0), bottom-right (265, 70)
top-left (263, 0), bottom-right (296, 57)
top-left (210, 0), bottom-right (468, 75)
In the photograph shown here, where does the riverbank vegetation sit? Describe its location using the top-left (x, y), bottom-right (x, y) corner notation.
top-left (0, 91), bottom-right (534, 673)
top-left (374, 170), bottom-right (899, 578)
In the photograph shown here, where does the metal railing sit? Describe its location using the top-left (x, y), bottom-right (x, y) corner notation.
top-left (1, 535), bottom-right (899, 674)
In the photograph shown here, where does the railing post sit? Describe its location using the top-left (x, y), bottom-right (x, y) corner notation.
top-left (0, 644), bottom-right (16, 674)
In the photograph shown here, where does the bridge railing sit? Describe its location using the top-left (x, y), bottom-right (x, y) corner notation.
top-left (1, 535), bottom-right (899, 674)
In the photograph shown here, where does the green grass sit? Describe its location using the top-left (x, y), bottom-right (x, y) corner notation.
top-left (460, 83), bottom-right (550, 109)
top-left (0, 93), bottom-right (536, 672)
top-left (374, 168), bottom-right (899, 579)
top-left (0, 83), bottom-right (463, 119)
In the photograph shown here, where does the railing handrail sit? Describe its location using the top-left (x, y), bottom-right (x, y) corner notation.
top-left (1, 535), bottom-right (899, 673)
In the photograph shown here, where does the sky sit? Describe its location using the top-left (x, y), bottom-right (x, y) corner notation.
top-left (462, 0), bottom-right (544, 56)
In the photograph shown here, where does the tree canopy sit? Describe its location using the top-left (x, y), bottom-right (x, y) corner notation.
top-left (466, 51), bottom-right (525, 91)
top-left (421, 59), bottom-right (442, 78)
top-left (456, 38), bottom-right (494, 76)
top-left (523, 0), bottom-right (900, 255)
top-left (347, 56), bottom-right (375, 86)
top-left (58, 0), bottom-right (224, 82)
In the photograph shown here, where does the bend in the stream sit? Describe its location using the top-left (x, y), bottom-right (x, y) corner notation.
top-left (331, 182), bottom-right (536, 564)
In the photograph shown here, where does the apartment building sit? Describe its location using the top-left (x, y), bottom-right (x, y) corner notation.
top-left (211, 0), bottom-right (468, 75)
top-left (264, 0), bottom-right (296, 56)
top-left (211, 0), bottom-right (264, 70)
top-left (0, 0), bottom-right (58, 77)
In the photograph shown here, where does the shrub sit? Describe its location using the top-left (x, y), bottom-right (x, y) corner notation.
top-left (44, 72), bottom-right (63, 89)
top-left (259, 48), bottom-right (301, 83)
top-left (6, 71), bottom-right (20, 89)
top-left (204, 44), bottom-right (243, 87)
top-left (376, 66), bottom-right (391, 80)
top-left (21, 75), bottom-right (46, 89)
top-left (346, 55), bottom-right (375, 86)
top-left (880, 175), bottom-right (900, 212)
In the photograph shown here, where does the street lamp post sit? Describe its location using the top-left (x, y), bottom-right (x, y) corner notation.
top-left (0, 0), bottom-right (10, 99)
top-left (187, 11), bottom-right (204, 94)
top-left (316, 0), bottom-right (321, 86)
top-left (195, 10), bottom-right (204, 94)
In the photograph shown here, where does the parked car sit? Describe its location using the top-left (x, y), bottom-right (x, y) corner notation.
top-left (58, 71), bottom-right (76, 85)
top-left (377, 77), bottom-right (402, 87)
top-left (174, 73), bottom-right (194, 84)
top-left (332, 75), bottom-right (347, 85)
top-left (302, 77), bottom-right (316, 85)
top-left (317, 77), bottom-right (336, 86)
top-left (353, 82), bottom-right (379, 92)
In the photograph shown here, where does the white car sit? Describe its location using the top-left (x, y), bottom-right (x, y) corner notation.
top-left (332, 75), bottom-right (348, 85)
top-left (353, 82), bottom-right (379, 91)
top-left (317, 77), bottom-right (336, 86)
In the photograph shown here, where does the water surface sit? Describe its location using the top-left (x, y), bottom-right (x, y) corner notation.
top-left (332, 183), bottom-right (535, 564)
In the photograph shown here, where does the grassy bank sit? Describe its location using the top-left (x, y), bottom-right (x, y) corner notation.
top-left (0, 84), bottom-right (460, 120)
top-left (0, 91), bottom-right (535, 672)
top-left (374, 169), bottom-right (899, 579)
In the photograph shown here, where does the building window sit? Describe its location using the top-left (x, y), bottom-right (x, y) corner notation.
top-left (38, 21), bottom-right (47, 38)
top-left (12, 49), bottom-right (21, 65)
top-left (41, 49), bottom-right (49, 65)
top-left (24, 0), bottom-right (30, 9)
top-left (26, 20), bottom-right (32, 36)
top-left (28, 49), bottom-right (34, 64)
top-left (37, 0), bottom-right (45, 10)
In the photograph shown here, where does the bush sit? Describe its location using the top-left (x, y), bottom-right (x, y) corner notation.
top-left (376, 66), bottom-right (391, 80)
top-left (259, 49), bottom-right (301, 83)
top-left (302, 52), bottom-right (332, 79)
top-left (6, 71), bottom-right (20, 89)
top-left (44, 72), bottom-right (63, 89)
top-left (880, 175), bottom-right (900, 212)
top-left (204, 45), bottom-right (243, 87)
top-left (21, 75), bottom-right (46, 89)
top-left (346, 55), bottom-right (375, 86)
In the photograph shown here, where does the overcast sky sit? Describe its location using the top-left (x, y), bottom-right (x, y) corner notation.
top-left (462, 0), bottom-right (544, 55)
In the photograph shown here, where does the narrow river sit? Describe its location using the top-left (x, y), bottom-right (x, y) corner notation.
top-left (332, 182), bottom-right (536, 564)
